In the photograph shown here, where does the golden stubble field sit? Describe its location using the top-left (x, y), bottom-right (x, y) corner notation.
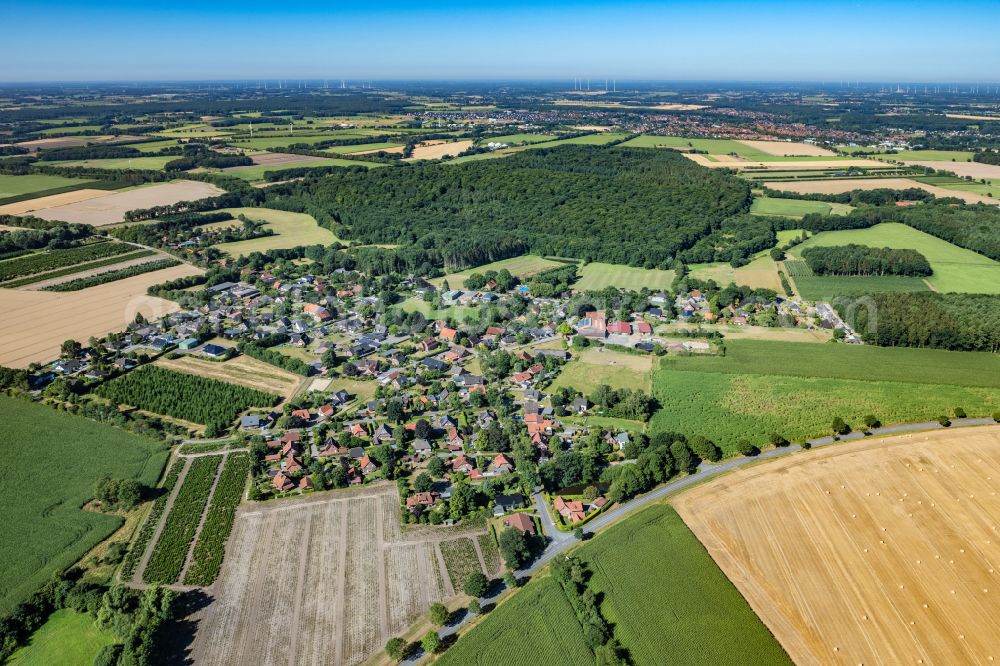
top-left (405, 139), bottom-right (474, 161)
top-left (765, 176), bottom-right (999, 204)
top-left (191, 485), bottom-right (488, 666)
top-left (674, 426), bottom-right (1000, 666)
top-left (28, 180), bottom-right (223, 225)
top-left (0, 263), bottom-right (202, 367)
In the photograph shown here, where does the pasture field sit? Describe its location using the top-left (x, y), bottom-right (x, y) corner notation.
top-left (664, 339), bottom-right (1000, 388)
top-left (223, 157), bottom-right (380, 181)
top-left (321, 141), bottom-right (404, 154)
top-left (764, 177), bottom-right (999, 205)
top-left (483, 133), bottom-right (559, 145)
top-left (435, 577), bottom-right (595, 666)
top-left (788, 222), bottom-right (1000, 294)
top-left (0, 173), bottom-right (92, 199)
top-left (750, 196), bottom-right (853, 217)
top-left (155, 353), bottom-right (303, 402)
top-left (650, 351), bottom-right (1000, 451)
top-left (39, 156), bottom-right (176, 170)
top-left (675, 426), bottom-right (1000, 666)
top-left (688, 254), bottom-right (782, 292)
top-left (0, 395), bottom-right (167, 614)
top-left (574, 262), bottom-right (675, 291)
top-left (398, 297), bottom-right (477, 321)
top-left (441, 503), bottom-right (789, 666)
top-left (914, 175), bottom-right (1000, 198)
top-left (0, 262), bottom-right (202, 368)
top-left (210, 207), bottom-right (338, 255)
top-left (429, 255), bottom-right (565, 287)
top-left (27, 180), bottom-right (223, 226)
top-left (836, 147), bottom-right (975, 161)
top-left (7, 609), bottom-right (116, 666)
top-left (549, 347), bottom-right (653, 394)
top-left (190, 485), bottom-right (462, 666)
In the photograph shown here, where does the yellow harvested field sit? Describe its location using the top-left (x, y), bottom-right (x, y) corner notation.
top-left (684, 154), bottom-right (885, 170)
top-left (29, 180), bottom-right (224, 226)
top-left (945, 113), bottom-right (1000, 121)
top-left (737, 140), bottom-right (837, 157)
top-left (764, 177), bottom-right (999, 204)
top-left (405, 140), bottom-right (474, 161)
top-left (895, 159), bottom-right (1000, 180)
top-left (0, 263), bottom-right (202, 368)
top-left (0, 188), bottom-right (111, 215)
top-left (156, 354), bottom-right (303, 402)
top-left (675, 426), bottom-right (1000, 666)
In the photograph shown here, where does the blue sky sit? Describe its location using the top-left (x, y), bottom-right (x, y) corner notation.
top-left (2, 0), bottom-right (999, 82)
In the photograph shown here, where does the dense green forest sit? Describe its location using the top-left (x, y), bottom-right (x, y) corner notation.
top-left (263, 145), bottom-right (752, 269)
top-left (96, 366), bottom-right (278, 435)
top-left (801, 244), bottom-right (932, 276)
top-left (837, 292), bottom-right (1000, 352)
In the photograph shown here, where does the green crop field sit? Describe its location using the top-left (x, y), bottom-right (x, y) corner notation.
top-left (129, 139), bottom-right (182, 153)
top-left (321, 141), bottom-right (403, 154)
top-left (210, 207), bottom-right (339, 255)
top-left (40, 156), bottom-right (176, 170)
top-left (429, 255), bottom-right (565, 287)
top-left (441, 504), bottom-right (789, 666)
top-left (482, 133), bottom-right (559, 145)
top-left (0, 396), bottom-right (168, 613)
top-left (750, 196), bottom-right (854, 218)
top-left (0, 173), bottom-right (92, 198)
top-left (788, 222), bottom-right (1000, 294)
top-left (574, 262), bottom-right (675, 291)
top-left (223, 157), bottom-right (381, 181)
top-left (519, 133), bottom-right (629, 151)
top-left (8, 609), bottom-right (116, 666)
top-left (435, 576), bottom-right (595, 666)
top-left (841, 149), bottom-right (975, 161)
top-left (650, 341), bottom-right (1000, 450)
top-left (665, 339), bottom-right (1000, 388)
top-left (791, 274), bottom-right (930, 299)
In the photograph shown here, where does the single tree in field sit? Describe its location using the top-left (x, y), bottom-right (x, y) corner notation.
top-left (863, 414), bottom-right (881, 429)
top-left (468, 599), bottom-right (481, 615)
top-left (116, 479), bottom-right (142, 510)
top-left (463, 572), bottom-right (488, 598)
top-left (421, 631), bottom-right (442, 655)
top-left (831, 417), bottom-right (851, 436)
top-left (954, 407), bottom-right (967, 419)
top-left (735, 440), bottom-right (759, 457)
top-left (429, 602), bottom-right (449, 626)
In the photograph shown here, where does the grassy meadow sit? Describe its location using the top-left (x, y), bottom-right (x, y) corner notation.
top-left (211, 207), bottom-right (338, 255)
top-left (8, 609), bottom-right (116, 666)
top-left (574, 262), bottom-right (674, 291)
top-left (0, 173), bottom-right (93, 199)
top-left (688, 254), bottom-right (782, 291)
top-left (39, 156), bottom-right (176, 170)
top-left (0, 396), bottom-right (168, 613)
top-left (750, 196), bottom-right (854, 218)
top-left (548, 348), bottom-right (653, 394)
top-left (223, 157), bottom-right (381, 181)
top-left (650, 340), bottom-right (1000, 450)
top-left (619, 135), bottom-right (846, 161)
top-left (482, 133), bottom-right (559, 145)
top-left (320, 141), bottom-right (403, 154)
top-left (429, 255), bottom-right (564, 288)
top-left (788, 222), bottom-right (1000, 294)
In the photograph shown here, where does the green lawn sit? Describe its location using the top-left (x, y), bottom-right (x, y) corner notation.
top-left (650, 340), bottom-right (1000, 451)
top-left (39, 156), bottom-right (176, 171)
top-left (0, 396), bottom-right (168, 613)
top-left (429, 255), bottom-right (565, 288)
top-left (750, 196), bottom-right (854, 218)
top-left (441, 504), bottom-right (790, 666)
top-left (0, 173), bottom-right (92, 198)
top-left (549, 348), bottom-right (653, 394)
top-left (8, 609), bottom-right (116, 666)
top-left (397, 296), bottom-right (477, 321)
top-left (210, 207), bottom-right (339, 255)
top-left (574, 262), bottom-right (675, 291)
top-left (788, 222), bottom-right (1000, 294)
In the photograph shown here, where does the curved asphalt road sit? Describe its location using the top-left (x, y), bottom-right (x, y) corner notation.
top-left (401, 417), bottom-right (997, 664)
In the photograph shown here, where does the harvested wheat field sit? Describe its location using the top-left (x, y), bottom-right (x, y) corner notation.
top-left (946, 113), bottom-right (1000, 121)
top-left (0, 189), bottom-right (112, 216)
top-left (29, 180), bottom-right (224, 225)
top-left (895, 159), bottom-right (1000, 181)
top-left (764, 177), bottom-right (998, 204)
top-left (190, 484), bottom-right (481, 666)
top-left (685, 154), bottom-right (884, 170)
top-left (737, 140), bottom-right (837, 157)
top-left (405, 139), bottom-right (474, 161)
top-left (156, 354), bottom-right (304, 402)
top-left (239, 152), bottom-right (327, 167)
top-left (0, 263), bottom-right (201, 367)
top-left (674, 425), bottom-right (1000, 666)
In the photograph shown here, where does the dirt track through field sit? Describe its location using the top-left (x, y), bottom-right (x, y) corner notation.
top-left (0, 262), bottom-right (202, 368)
top-left (764, 177), bottom-right (999, 204)
top-left (675, 425), bottom-right (1000, 666)
top-left (190, 485), bottom-right (464, 666)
